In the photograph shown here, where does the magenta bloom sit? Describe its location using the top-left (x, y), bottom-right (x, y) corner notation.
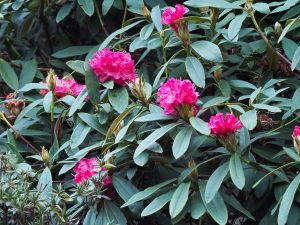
top-left (89, 48), bottom-right (138, 86)
top-left (40, 76), bottom-right (86, 98)
top-left (162, 4), bottom-right (186, 33)
top-left (208, 113), bottom-right (243, 138)
top-left (292, 126), bottom-right (300, 138)
top-left (157, 78), bottom-right (199, 116)
top-left (73, 157), bottom-right (99, 184)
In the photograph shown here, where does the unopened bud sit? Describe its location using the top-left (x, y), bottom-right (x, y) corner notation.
top-left (245, 0), bottom-right (253, 11)
top-left (47, 69), bottom-right (56, 92)
top-left (141, 4), bottom-right (151, 21)
top-left (41, 146), bottom-right (50, 165)
top-left (214, 68), bottom-right (222, 81)
top-left (177, 23), bottom-right (191, 48)
top-left (188, 159), bottom-right (198, 182)
top-left (218, 133), bottom-right (238, 154)
top-left (274, 22), bottom-right (282, 35)
top-left (113, 120), bottom-right (124, 137)
top-left (130, 78), bottom-right (148, 106)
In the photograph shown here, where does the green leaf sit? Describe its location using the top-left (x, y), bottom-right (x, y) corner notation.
top-left (151, 5), bottom-right (162, 32)
top-left (77, 0), bottom-right (94, 16)
top-left (83, 208), bottom-right (97, 225)
top-left (37, 167), bottom-right (52, 199)
top-left (291, 46), bottom-right (300, 71)
top-left (240, 109), bottom-right (257, 131)
top-left (189, 117), bottom-right (211, 135)
top-left (122, 178), bottom-right (176, 207)
top-left (278, 173), bottom-right (300, 225)
top-left (96, 201), bottom-right (127, 225)
top-left (172, 127), bottom-right (193, 159)
top-left (141, 191), bottom-right (174, 217)
top-left (229, 153), bottom-right (245, 190)
top-left (228, 13), bottom-right (247, 41)
top-left (292, 88), bottom-right (300, 112)
top-left (185, 57), bottom-right (205, 88)
top-left (43, 91), bottom-right (53, 113)
top-left (191, 192), bottom-right (206, 219)
top-left (102, 0), bottom-right (114, 15)
top-left (78, 113), bottom-right (106, 134)
top-left (253, 103), bottom-right (281, 113)
top-left (282, 38), bottom-right (298, 60)
top-left (0, 59), bottom-right (19, 90)
top-left (191, 41), bottom-right (223, 62)
top-left (6, 131), bottom-right (24, 163)
top-left (56, 3), bottom-right (74, 23)
top-left (70, 121), bottom-right (91, 149)
top-left (205, 162), bottom-right (229, 203)
top-left (100, 20), bottom-right (143, 50)
top-left (169, 182), bottom-right (191, 218)
top-left (18, 83), bottom-right (47, 92)
top-left (184, 0), bottom-right (241, 9)
top-left (135, 113), bottom-right (175, 122)
top-left (134, 122), bottom-right (181, 158)
top-left (202, 97), bottom-right (229, 108)
top-left (199, 181), bottom-right (228, 225)
top-left (16, 99), bottom-right (43, 123)
top-left (19, 60), bottom-right (37, 87)
top-left (52, 46), bottom-right (94, 58)
top-left (108, 87), bottom-right (129, 113)
top-left (252, 3), bottom-right (270, 14)
top-left (85, 68), bottom-right (100, 105)
top-left (140, 23), bottom-right (154, 40)
top-left (68, 88), bottom-right (88, 116)
top-left (278, 16), bottom-right (300, 43)
top-left (66, 60), bottom-right (85, 75)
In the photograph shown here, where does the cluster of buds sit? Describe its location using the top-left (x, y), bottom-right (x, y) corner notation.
top-left (129, 78), bottom-right (148, 106)
top-left (4, 92), bottom-right (25, 119)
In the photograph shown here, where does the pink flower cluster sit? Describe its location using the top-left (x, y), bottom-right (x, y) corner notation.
top-left (162, 4), bottom-right (186, 33)
top-left (208, 113), bottom-right (243, 137)
top-left (40, 76), bottom-right (86, 98)
top-left (157, 78), bottom-right (199, 116)
top-left (89, 48), bottom-right (138, 86)
top-left (73, 157), bottom-right (112, 186)
top-left (292, 126), bottom-right (300, 138)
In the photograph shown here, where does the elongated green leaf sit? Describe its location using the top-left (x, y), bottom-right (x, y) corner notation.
top-left (141, 191), bottom-right (174, 217)
top-left (108, 87), bottom-right (129, 113)
top-left (278, 16), bottom-right (300, 43)
top-left (96, 201), bottom-right (127, 225)
top-left (134, 122), bottom-right (181, 158)
top-left (240, 109), bottom-right (257, 131)
top-left (185, 57), bottom-right (205, 88)
top-left (16, 99), bottom-right (43, 123)
top-left (66, 60), bottom-right (85, 75)
top-left (100, 20), bottom-right (143, 50)
top-left (228, 13), bottom-right (247, 41)
top-left (85, 67), bottom-right (100, 105)
top-left (172, 127), bottom-right (193, 159)
top-left (102, 0), bottom-right (114, 15)
top-left (202, 97), bottom-right (229, 109)
top-left (0, 59), bottom-right (19, 90)
top-left (151, 5), bottom-right (162, 32)
top-left (184, 0), bottom-right (241, 9)
top-left (191, 192), bottom-right (206, 219)
top-left (169, 182), bottom-right (191, 218)
top-left (37, 167), bottom-right (52, 199)
top-left (43, 91), bottom-right (53, 113)
top-left (18, 83), bottom-right (47, 92)
top-left (140, 23), bottom-right (154, 40)
top-left (252, 3), bottom-right (270, 14)
top-left (78, 113), bottom-right (105, 134)
top-left (189, 117), bottom-right (211, 135)
top-left (253, 103), bottom-right (281, 113)
top-left (229, 153), bottom-right (245, 190)
top-left (19, 60), bottom-right (37, 87)
top-left (56, 3), bottom-right (73, 23)
top-left (191, 41), bottom-right (223, 62)
top-left (77, 0), bottom-right (94, 16)
top-left (135, 113), bottom-right (175, 122)
top-left (52, 46), bottom-right (94, 58)
top-left (205, 162), bottom-right (229, 203)
top-left (83, 209), bottom-right (97, 225)
top-left (122, 178), bottom-right (176, 207)
top-left (291, 46), bottom-right (300, 71)
top-left (278, 173), bottom-right (300, 225)
top-left (70, 121), bottom-right (91, 149)
top-left (68, 88), bottom-right (88, 116)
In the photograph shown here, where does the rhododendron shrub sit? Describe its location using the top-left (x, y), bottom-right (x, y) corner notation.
top-left (2, 1), bottom-right (300, 225)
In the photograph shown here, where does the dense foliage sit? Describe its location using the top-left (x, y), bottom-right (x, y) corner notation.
top-left (1, 0), bottom-right (300, 224)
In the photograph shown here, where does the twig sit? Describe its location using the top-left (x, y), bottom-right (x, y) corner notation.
top-left (94, 0), bottom-right (109, 36)
top-left (0, 112), bottom-right (40, 153)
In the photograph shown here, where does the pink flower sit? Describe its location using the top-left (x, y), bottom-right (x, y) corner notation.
top-left (40, 76), bottom-right (86, 98)
top-left (162, 4), bottom-right (186, 33)
top-left (89, 48), bottom-right (138, 86)
top-left (292, 126), bottom-right (300, 138)
top-left (208, 113), bottom-right (243, 138)
top-left (157, 78), bottom-right (199, 117)
top-left (73, 157), bottom-right (99, 184)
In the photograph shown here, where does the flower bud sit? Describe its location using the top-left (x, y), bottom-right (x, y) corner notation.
top-left (214, 68), bottom-right (223, 81)
top-left (292, 126), bottom-right (300, 155)
top-left (245, 0), bottom-right (253, 11)
top-left (41, 146), bottom-right (50, 165)
top-left (47, 69), bottom-right (56, 92)
top-left (177, 23), bottom-right (191, 48)
top-left (130, 78), bottom-right (148, 106)
top-left (141, 4), bottom-right (151, 21)
top-left (274, 22), bottom-right (283, 35)
top-left (188, 159), bottom-right (198, 182)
